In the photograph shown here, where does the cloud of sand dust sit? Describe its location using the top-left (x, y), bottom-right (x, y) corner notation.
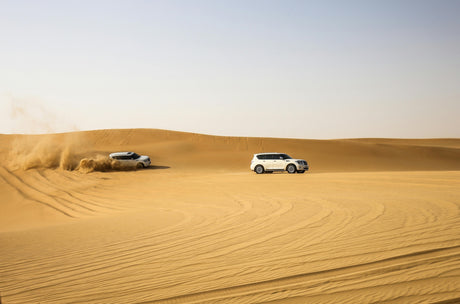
top-left (9, 133), bottom-right (87, 170)
top-left (5, 95), bottom-right (142, 173)
top-left (9, 132), bottom-right (144, 173)
top-left (7, 95), bottom-right (78, 134)
top-left (8, 134), bottom-right (140, 173)
top-left (6, 96), bottom-right (92, 172)
top-left (5, 95), bottom-right (85, 169)
top-left (76, 156), bottom-right (138, 173)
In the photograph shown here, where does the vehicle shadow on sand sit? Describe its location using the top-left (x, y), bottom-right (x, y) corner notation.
top-left (145, 165), bottom-right (170, 170)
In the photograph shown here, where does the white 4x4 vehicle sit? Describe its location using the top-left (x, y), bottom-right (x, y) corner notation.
top-left (250, 153), bottom-right (308, 174)
top-left (109, 152), bottom-right (151, 168)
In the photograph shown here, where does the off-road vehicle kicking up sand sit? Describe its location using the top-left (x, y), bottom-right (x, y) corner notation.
top-left (109, 152), bottom-right (151, 168)
top-left (250, 153), bottom-right (309, 174)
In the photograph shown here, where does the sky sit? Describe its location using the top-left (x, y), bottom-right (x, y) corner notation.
top-left (0, 0), bottom-right (459, 139)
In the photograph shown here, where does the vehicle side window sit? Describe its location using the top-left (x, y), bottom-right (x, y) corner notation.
top-left (257, 155), bottom-right (266, 160)
top-left (269, 154), bottom-right (281, 160)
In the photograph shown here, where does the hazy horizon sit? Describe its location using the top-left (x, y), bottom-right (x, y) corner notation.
top-left (1, 0), bottom-right (459, 139)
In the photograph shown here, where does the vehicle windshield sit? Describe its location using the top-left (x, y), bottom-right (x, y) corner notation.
top-left (280, 154), bottom-right (292, 160)
top-left (132, 153), bottom-right (141, 159)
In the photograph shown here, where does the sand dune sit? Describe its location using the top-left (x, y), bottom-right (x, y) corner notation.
top-left (1, 129), bottom-right (459, 303)
top-left (2, 129), bottom-right (460, 172)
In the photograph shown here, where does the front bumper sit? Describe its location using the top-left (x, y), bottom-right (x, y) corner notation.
top-left (297, 164), bottom-right (309, 171)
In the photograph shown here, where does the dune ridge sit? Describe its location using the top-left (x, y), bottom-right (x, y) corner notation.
top-left (0, 129), bottom-right (459, 303)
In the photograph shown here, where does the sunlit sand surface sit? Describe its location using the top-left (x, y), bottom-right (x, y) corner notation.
top-left (1, 129), bottom-right (459, 303)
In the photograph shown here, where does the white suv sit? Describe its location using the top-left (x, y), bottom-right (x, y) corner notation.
top-left (109, 152), bottom-right (151, 168)
top-left (250, 153), bottom-right (308, 174)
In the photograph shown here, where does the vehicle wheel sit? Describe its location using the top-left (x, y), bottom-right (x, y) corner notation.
top-left (287, 164), bottom-right (296, 174)
top-left (297, 170), bottom-right (305, 174)
top-left (255, 165), bottom-right (264, 174)
top-left (136, 163), bottom-right (144, 169)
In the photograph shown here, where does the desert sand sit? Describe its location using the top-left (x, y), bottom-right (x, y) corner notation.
top-left (1, 129), bottom-right (459, 303)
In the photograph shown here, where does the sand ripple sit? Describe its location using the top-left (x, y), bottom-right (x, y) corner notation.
top-left (1, 170), bottom-right (459, 303)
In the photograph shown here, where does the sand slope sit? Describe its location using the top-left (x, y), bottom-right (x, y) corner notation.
top-left (0, 129), bottom-right (459, 303)
top-left (2, 129), bottom-right (460, 172)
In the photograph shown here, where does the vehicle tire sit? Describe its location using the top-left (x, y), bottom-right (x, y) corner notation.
top-left (297, 170), bottom-right (305, 174)
top-left (255, 165), bottom-right (265, 174)
top-left (136, 163), bottom-right (144, 169)
top-left (287, 164), bottom-right (296, 174)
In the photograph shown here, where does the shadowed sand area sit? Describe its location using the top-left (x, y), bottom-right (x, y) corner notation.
top-left (0, 129), bottom-right (459, 303)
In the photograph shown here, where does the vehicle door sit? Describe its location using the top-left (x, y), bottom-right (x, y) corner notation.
top-left (256, 154), bottom-right (269, 169)
top-left (270, 154), bottom-right (285, 170)
top-left (120, 155), bottom-right (132, 166)
top-left (128, 155), bottom-right (137, 166)
top-left (280, 154), bottom-right (293, 170)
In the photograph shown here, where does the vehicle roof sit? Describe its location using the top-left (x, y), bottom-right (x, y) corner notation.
top-left (254, 152), bottom-right (282, 155)
top-left (109, 152), bottom-right (135, 156)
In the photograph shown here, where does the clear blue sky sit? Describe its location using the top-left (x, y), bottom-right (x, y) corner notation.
top-left (0, 0), bottom-right (459, 138)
